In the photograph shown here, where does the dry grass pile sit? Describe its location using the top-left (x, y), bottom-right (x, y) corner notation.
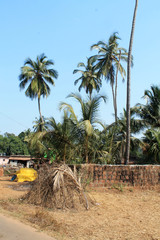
top-left (23, 164), bottom-right (92, 210)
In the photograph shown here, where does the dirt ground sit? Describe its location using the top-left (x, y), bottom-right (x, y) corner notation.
top-left (0, 214), bottom-right (56, 240)
top-left (0, 176), bottom-right (160, 240)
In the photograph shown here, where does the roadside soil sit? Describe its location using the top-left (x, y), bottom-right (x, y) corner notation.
top-left (0, 213), bottom-right (55, 240)
top-left (0, 176), bottom-right (160, 240)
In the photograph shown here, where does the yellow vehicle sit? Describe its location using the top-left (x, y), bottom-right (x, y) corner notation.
top-left (15, 168), bottom-right (37, 182)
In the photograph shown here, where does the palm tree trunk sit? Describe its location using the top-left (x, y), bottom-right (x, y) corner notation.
top-left (85, 135), bottom-right (89, 164)
top-left (125, 0), bottom-right (138, 165)
top-left (120, 142), bottom-right (123, 164)
top-left (89, 90), bottom-right (92, 101)
top-left (111, 83), bottom-right (116, 121)
top-left (122, 141), bottom-right (126, 164)
top-left (115, 50), bottom-right (122, 123)
top-left (38, 96), bottom-right (44, 131)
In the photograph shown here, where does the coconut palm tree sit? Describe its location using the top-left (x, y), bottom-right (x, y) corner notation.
top-left (73, 57), bottom-right (102, 99)
top-left (44, 112), bottom-right (77, 163)
top-left (126, 0), bottom-right (139, 165)
top-left (115, 108), bottom-right (143, 163)
top-left (33, 117), bottom-right (48, 132)
top-left (19, 53), bottom-right (58, 130)
top-left (59, 93), bottom-right (107, 163)
top-left (91, 32), bottom-right (128, 122)
top-left (107, 108), bottom-right (143, 163)
top-left (143, 128), bottom-right (160, 164)
top-left (24, 116), bottom-right (48, 158)
top-left (88, 128), bottom-right (115, 164)
top-left (24, 131), bottom-right (47, 158)
top-left (135, 85), bottom-right (160, 128)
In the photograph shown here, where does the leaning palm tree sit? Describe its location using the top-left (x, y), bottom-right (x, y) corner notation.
top-left (73, 57), bottom-right (102, 99)
top-left (59, 93), bottom-right (107, 163)
top-left (91, 32), bottom-right (128, 122)
top-left (126, 0), bottom-right (139, 165)
top-left (19, 53), bottom-right (58, 130)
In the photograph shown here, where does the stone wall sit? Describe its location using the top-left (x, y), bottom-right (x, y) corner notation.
top-left (72, 165), bottom-right (160, 187)
top-left (0, 168), bottom-right (4, 177)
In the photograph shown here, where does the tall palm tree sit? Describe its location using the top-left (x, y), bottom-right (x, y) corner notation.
top-left (91, 32), bottom-right (128, 122)
top-left (126, 0), bottom-right (139, 165)
top-left (73, 57), bottom-right (102, 99)
top-left (59, 93), bottom-right (107, 163)
top-left (19, 53), bottom-right (58, 130)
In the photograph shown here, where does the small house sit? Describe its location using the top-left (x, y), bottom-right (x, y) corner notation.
top-left (9, 155), bottom-right (34, 168)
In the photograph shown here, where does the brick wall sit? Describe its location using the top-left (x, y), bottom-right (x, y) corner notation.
top-left (72, 165), bottom-right (160, 187)
top-left (1, 164), bottom-right (159, 186)
top-left (0, 168), bottom-right (4, 177)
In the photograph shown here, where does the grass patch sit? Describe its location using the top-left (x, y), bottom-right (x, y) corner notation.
top-left (111, 183), bottom-right (124, 192)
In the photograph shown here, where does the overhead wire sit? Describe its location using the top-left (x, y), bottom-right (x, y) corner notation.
top-left (0, 111), bottom-right (29, 129)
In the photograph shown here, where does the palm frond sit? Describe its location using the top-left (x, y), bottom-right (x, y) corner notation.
top-left (59, 102), bottom-right (78, 122)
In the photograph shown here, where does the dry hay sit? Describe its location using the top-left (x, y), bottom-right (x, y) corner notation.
top-left (23, 164), bottom-right (92, 210)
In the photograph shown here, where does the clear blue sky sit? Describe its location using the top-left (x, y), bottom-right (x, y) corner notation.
top-left (0, 0), bottom-right (160, 135)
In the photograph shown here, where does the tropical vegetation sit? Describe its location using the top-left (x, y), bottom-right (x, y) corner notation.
top-left (1, 84), bottom-right (160, 164)
top-left (1, 5), bottom-right (160, 165)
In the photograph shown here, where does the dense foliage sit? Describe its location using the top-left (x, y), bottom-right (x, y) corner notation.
top-left (0, 132), bottom-right (29, 155)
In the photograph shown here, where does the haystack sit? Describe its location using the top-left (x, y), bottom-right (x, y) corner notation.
top-left (23, 164), bottom-right (91, 210)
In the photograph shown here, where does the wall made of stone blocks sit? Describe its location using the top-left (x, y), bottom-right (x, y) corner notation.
top-left (72, 165), bottom-right (160, 187)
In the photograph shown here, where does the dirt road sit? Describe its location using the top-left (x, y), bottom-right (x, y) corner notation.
top-left (0, 214), bottom-right (56, 240)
